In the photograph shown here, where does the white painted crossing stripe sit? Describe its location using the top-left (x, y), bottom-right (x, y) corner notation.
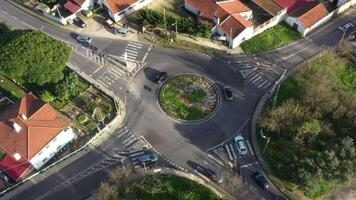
top-left (262, 82), bottom-right (271, 89)
top-left (252, 77), bottom-right (264, 84)
top-left (244, 72), bottom-right (258, 80)
top-left (248, 74), bottom-right (260, 82)
top-left (120, 55), bottom-right (136, 60)
top-left (257, 80), bottom-right (269, 88)
top-left (108, 66), bottom-right (125, 75)
top-left (128, 43), bottom-right (143, 49)
top-left (125, 49), bottom-right (139, 54)
top-left (126, 52), bottom-right (138, 57)
top-left (129, 41), bottom-right (144, 46)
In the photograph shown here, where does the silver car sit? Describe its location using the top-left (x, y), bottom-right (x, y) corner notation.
top-left (76, 34), bottom-right (92, 44)
top-left (234, 134), bottom-right (248, 156)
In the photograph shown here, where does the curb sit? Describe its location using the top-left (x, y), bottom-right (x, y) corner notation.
top-left (249, 50), bottom-right (326, 200)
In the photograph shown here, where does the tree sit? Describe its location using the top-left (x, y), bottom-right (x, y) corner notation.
top-left (40, 90), bottom-right (56, 103)
top-left (94, 182), bottom-right (119, 200)
top-left (54, 72), bottom-right (78, 101)
top-left (0, 30), bottom-right (71, 85)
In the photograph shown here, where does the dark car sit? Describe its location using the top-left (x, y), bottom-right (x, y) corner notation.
top-left (153, 72), bottom-right (168, 84)
top-left (252, 171), bottom-right (269, 190)
top-left (136, 153), bottom-right (158, 164)
top-left (196, 166), bottom-right (223, 183)
top-left (274, 195), bottom-right (287, 200)
top-left (73, 17), bottom-right (86, 28)
top-left (223, 86), bottom-right (233, 101)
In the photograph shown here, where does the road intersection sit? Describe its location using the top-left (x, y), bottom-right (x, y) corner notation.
top-left (0, 1), bottom-right (355, 199)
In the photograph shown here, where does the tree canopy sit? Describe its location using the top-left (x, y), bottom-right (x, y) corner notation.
top-left (258, 51), bottom-right (356, 199)
top-left (0, 30), bottom-right (71, 85)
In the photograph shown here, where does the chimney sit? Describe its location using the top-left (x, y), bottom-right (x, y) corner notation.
top-left (13, 153), bottom-right (21, 161)
top-left (21, 114), bottom-right (27, 120)
top-left (13, 122), bottom-right (21, 133)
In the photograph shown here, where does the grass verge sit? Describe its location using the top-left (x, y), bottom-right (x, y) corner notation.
top-left (154, 38), bottom-right (220, 55)
top-left (134, 174), bottom-right (220, 200)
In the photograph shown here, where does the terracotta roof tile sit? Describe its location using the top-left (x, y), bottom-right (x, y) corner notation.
top-left (186, 0), bottom-right (251, 21)
top-left (292, 3), bottom-right (329, 28)
top-left (274, 0), bottom-right (315, 14)
top-left (0, 94), bottom-right (70, 160)
top-left (218, 14), bottom-right (252, 38)
top-left (252, 0), bottom-right (284, 16)
top-left (105, 0), bottom-right (138, 14)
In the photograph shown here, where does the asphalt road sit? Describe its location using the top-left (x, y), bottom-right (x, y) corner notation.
top-left (0, 1), bottom-right (355, 199)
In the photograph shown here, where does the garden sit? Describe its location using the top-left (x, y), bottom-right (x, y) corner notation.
top-left (0, 25), bottom-right (116, 152)
top-left (240, 23), bottom-right (301, 54)
top-left (257, 51), bottom-right (356, 199)
top-left (159, 74), bottom-right (218, 122)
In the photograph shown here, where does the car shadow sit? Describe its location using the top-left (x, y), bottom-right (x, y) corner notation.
top-left (143, 67), bottom-right (161, 82)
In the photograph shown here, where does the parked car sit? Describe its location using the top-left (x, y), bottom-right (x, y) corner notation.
top-left (103, 18), bottom-right (115, 29)
top-left (114, 27), bottom-right (128, 36)
top-left (196, 166), bottom-right (223, 183)
top-left (73, 17), bottom-right (86, 28)
top-left (339, 22), bottom-right (354, 32)
top-left (76, 34), bottom-right (92, 44)
top-left (252, 171), bottom-right (269, 190)
top-left (136, 153), bottom-right (158, 164)
top-left (153, 72), bottom-right (168, 84)
top-left (274, 195), bottom-right (287, 200)
top-left (234, 134), bottom-right (248, 156)
top-left (223, 86), bottom-right (233, 101)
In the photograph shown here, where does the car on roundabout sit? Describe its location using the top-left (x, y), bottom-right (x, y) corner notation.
top-left (234, 134), bottom-right (248, 156)
top-left (252, 171), bottom-right (270, 190)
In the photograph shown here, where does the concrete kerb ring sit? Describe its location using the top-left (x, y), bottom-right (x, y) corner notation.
top-left (156, 72), bottom-right (221, 124)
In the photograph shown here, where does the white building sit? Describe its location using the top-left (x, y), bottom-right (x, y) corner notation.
top-left (0, 94), bottom-right (75, 181)
top-left (185, 0), bottom-right (253, 48)
top-left (97, 0), bottom-right (155, 22)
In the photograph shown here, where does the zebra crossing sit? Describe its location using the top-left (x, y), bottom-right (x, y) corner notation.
top-left (119, 41), bottom-right (152, 63)
top-left (114, 127), bottom-right (140, 150)
top-left (237, 67), bottom-right (272, 90)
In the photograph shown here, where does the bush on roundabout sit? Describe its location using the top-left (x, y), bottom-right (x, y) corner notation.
top-left (159, 74), bottom-right (218, 122)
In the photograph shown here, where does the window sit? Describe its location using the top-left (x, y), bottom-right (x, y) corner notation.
top-left (43, 158), bottom-right (48, 163)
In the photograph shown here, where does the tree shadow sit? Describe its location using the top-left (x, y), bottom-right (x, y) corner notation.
top-left (143, 67), bottom-right (161, 82)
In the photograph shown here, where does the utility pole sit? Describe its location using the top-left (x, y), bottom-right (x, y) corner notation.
top-left (338, 30), bottom-right (347, 49)
top-left (175, 19), bottom-right (178, 40)
top-left (163, 0), bottom-right (167, 36)
top-left (271, 68), bottom-right (287, 109)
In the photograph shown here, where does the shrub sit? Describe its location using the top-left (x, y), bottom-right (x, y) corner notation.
top-left (77, 114), bottom-right (88, 124)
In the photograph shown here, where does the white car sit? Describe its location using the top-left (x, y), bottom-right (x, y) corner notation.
top-left (76, 34), bottom-right (92, 44)
top-left (234, 134), bottom-right (248, 156)
top-left (339, 22), bottom-right (354, 32)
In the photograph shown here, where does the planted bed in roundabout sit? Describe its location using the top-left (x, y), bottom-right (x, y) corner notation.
top-left (158, 73), bottom-right (219, 122)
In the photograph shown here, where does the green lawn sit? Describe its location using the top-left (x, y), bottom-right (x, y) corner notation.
top-left (134, 174), bottom-right (219, 200)
top-left (241, 23), bottom-right (301, 54)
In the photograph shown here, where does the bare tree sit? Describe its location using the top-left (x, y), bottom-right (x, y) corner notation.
top-left (94, 181), bottom-right (119, 200)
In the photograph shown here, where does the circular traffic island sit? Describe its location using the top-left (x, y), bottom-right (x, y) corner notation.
top-left (158, 73), bottom-right (219, 122)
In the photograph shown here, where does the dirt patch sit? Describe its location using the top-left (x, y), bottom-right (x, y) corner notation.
top-left (146, 0), bottom-right (189, 17)
top-left (323, 181), bottom-right (356, 200)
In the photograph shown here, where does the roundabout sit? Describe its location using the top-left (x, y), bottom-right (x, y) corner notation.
top-left (158, 73), bottom-right (219, 123)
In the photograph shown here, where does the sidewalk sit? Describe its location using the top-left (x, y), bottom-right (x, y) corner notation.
top-left (61, 15), bottom-right (244, 54)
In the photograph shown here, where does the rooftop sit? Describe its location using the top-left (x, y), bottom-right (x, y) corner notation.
top-left (291, 2), bottom-right (329, 28)
top-left (0, 93), bottom-right (70, 161)
top-left (274, 0), bottom-right (315, 14)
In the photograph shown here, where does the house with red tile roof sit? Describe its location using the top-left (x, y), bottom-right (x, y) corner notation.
top-left (98, 0), bottom-right (155, 22)
top-left (0, 93), bottom-right (75, 181)
top-left (284, 2), bottom-right (330, 36)
top-left (274, 0), bottom-right (315, 14)
top-left (185, 0), bottom-right (254, 48)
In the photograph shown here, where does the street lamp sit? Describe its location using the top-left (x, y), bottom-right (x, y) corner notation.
top-left (260, 129), bottom-right (270, 155)
top-left (271, 68), bottom-right (287, 109)
top-left (338, 29), bottom-right (347, 49)
top-left (172, 20), bottom-right (178, 40)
